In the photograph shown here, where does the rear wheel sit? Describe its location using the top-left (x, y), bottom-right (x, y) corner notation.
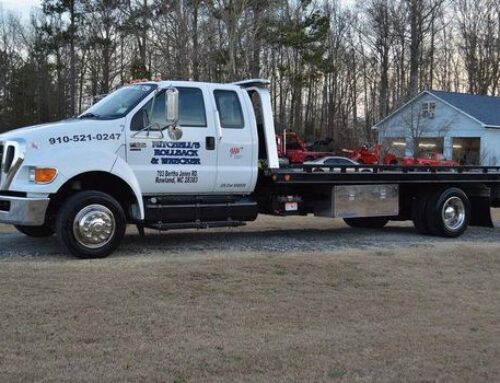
top-left (425, 188), bottom-right (470, 237)
top-left (56, 191), bottom-right (126, 258)
top-left (15, 224), bottom-right (54, 238)
top-left (343, 217), bottom-right (389, 229)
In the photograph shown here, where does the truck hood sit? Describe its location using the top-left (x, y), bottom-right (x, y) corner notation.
top-left (0, 118), bottom-right (126, 143)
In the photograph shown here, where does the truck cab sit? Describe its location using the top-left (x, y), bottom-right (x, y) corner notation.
top-left (0, 80), bottom-right (279, 258)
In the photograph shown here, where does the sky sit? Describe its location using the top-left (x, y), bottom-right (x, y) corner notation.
top-left (0, 0), bottom-right (41, 18)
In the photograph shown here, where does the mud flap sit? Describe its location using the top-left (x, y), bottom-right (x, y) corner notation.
top-left (469, 196), bottom-right (493, 228)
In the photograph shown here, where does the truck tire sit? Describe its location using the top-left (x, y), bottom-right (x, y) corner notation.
top-left (411, 192), bottom-right (431, 234)
top-left (56, 191), bottom-right (126, 259)
top-left (343, 217), bottom-right (389, 229)
top-left (424, 188), bottom-right (470, 237)
top-left (15, 224), bottom-right (54, 237)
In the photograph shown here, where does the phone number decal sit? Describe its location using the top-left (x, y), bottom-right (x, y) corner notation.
top-left (49, 133), bottom-right (121, 145)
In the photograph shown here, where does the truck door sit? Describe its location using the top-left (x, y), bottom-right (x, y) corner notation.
top-left (211, 87), bottom-right (258, 194)
top-left (126, 86), bottom-right (217, 195)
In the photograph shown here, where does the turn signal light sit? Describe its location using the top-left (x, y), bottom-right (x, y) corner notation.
top-left (31, 168), bottom-right (58, 184)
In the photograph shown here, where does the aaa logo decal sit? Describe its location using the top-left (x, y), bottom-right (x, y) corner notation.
top-left (230, 146), bottom-right (244, 159)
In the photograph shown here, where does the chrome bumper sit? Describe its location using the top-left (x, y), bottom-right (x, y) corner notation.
top-left (0, 195), bottom-right (50, 226)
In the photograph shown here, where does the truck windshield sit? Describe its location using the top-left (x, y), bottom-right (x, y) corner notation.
top-left (80, 84), bottom-right (157, 120)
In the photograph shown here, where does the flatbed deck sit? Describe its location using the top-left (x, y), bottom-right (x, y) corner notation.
top-left (266, 165), bottom-right (500, 185)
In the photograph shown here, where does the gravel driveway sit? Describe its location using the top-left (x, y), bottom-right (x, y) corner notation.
top-left (1, 212), bottom-right (499, 258)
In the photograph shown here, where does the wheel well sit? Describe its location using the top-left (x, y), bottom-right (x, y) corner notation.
top-left (47, 172), bottom-right (139, 223)
top-left (401, 183), bottom-right (493, 227)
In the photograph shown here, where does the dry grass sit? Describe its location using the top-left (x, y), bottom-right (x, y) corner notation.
top-left (1, 242), bottom-right (500, 382)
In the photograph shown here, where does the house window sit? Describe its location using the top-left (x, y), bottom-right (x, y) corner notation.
top-left (416, 137), bottom-right (444, 156)
top-left (383, 137), bottom-right (406, 157)
top-left (452, 138), bottom-right (481, 165)
top-left (422, 102), bottom-right (436, 119)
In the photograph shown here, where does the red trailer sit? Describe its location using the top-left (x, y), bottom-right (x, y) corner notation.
top-left (400, 152), bottom-right (458, 167)
top-left (277, 131), bottom-right (334, 164)
top-left (342, 144), bottom-right (398, 165)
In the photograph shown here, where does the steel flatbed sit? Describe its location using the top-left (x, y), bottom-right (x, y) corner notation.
top-left (266, 165), bottom-right (500, 185)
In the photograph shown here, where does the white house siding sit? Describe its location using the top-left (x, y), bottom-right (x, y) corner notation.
top-left (482, 129), bottom-right (500, 166)
top-left (376, 93), bottom-right (487, 163)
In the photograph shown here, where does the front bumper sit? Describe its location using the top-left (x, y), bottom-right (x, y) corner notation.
top-left (0, 195), bottom-right (50, 226)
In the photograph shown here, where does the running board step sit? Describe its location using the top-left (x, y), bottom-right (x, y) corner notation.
top-left (146, 220), bottom-right (246, 231)
top-left (144, 196), bottom-right (258, 223)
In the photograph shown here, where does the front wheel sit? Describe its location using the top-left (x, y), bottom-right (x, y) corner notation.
top-left (15, 224), bottom-right (55, 237)
top-left (343, 217), bottom-right (389, 229)
top-left (56, 191), bottom-right (126, 258)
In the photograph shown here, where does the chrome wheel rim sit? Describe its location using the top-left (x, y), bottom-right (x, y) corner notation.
top-left (73, 204), bottom-right (116, 249)
top-left (441, 197), bottom-right (465, 232)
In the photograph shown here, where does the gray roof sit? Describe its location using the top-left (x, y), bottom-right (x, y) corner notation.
top-left (429, 90), bottom-right (500, 127)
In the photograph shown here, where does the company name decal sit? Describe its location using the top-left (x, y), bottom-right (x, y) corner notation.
top-left (150, 141), bottom-right (201, 165)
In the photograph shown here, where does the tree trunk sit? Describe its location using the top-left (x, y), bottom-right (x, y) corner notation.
top-left (408, 0), bottom-right (420, 98)
top-left (69, 0), bottom-right (76, 116)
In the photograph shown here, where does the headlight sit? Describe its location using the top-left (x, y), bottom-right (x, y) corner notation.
top-left (29, 168), bottom-right (58, 184)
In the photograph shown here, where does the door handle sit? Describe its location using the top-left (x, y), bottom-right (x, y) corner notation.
top-left (206, 136), bottom-right (216, 150)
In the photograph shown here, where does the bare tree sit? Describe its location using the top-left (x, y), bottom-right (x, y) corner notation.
top-left (406, 0), bottom-right (445, 97)
top-left (455, 0), bottom-right (500, 94)
top-left (1, 0), bottom-right (500, 152)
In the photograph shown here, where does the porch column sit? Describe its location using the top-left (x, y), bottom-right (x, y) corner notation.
top-left (443, 136), bottom-right (453, 160)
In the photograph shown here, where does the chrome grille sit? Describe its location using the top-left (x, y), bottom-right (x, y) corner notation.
top-left (0, 140), bottom-right (25, 191)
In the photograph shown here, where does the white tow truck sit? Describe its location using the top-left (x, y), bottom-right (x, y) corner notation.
top-left (0, 79), bottom-right (499, 258)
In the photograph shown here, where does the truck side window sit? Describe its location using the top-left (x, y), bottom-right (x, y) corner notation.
top-left (286, 136), bottom-right (302, 150)
top-left (131, 87), bottom-right (207, 130)
top-left (131, 92), bottom-right (166, 131)
top-left (214, 90), bottom-right (244, 129)
top-left (179, 87), bottom-right (207, 127)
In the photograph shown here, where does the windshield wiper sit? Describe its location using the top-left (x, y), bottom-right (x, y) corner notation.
top-left (79, 112), bottom-right (101, 119)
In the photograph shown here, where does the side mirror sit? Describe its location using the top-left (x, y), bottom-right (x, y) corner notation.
top-left (165, 87), bottom-right (179, 127)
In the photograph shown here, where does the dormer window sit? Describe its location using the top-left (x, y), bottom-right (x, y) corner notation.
top-left (422, 102), bottom-right (436, 119)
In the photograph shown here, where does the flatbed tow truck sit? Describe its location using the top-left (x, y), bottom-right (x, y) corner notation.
top-left (0, 79), bottom-right (499, 258)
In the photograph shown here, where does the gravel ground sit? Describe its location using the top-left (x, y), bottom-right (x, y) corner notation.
top-left (0, 211), bottom-right (499, 258)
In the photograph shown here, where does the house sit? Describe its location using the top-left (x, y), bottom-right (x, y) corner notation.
top-left (373, 90), bottom-right (500, 165)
